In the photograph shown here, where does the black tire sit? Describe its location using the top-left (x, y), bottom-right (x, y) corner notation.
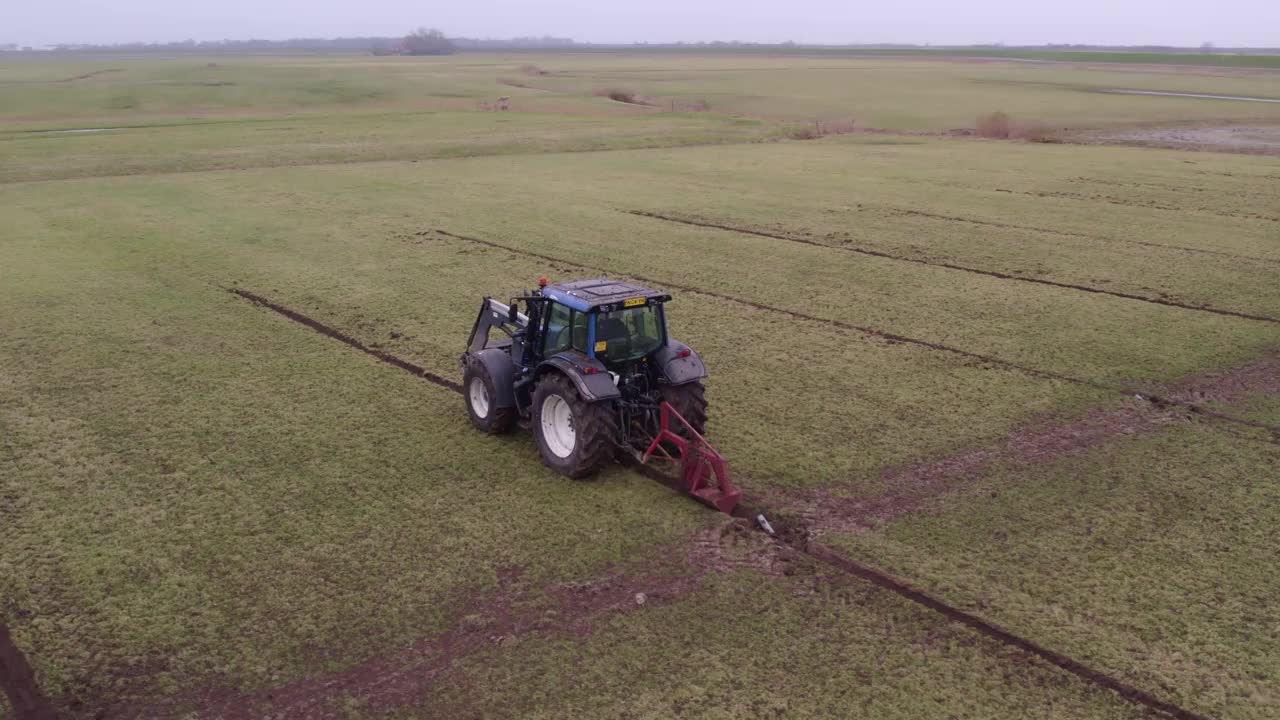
top-left (661, 380), bottom-right (708, 438)
top-left (463, 359), bottom-right (515, 434)
top-left (531, 373), bottom-right (616, 478)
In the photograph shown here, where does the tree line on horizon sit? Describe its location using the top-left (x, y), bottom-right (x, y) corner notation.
top-left (12, 33), bottom-right (1279, 55)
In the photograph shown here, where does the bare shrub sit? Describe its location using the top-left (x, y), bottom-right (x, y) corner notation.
top-left (594, 87), bottom-right (647, 105)
top-left (973, 113), bottom-right (1061, 142)
top-left (520, 64), bottom-right (548, 76)
top-left (976, 112), bottom-right (1012, 139)
top-left (789, 125), bottom-right (822, 140)
top-left (787, 119), bottom-right (859, 140)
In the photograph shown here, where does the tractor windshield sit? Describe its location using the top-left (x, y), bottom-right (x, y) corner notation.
top-left (596, 305), bottom-right (664, 363)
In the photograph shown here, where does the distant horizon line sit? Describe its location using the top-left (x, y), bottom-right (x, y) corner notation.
top-left (4, 35), bottom-right (1280, 53)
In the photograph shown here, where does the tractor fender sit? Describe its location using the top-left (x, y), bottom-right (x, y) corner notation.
top-left (538, 353), bottom-right (621, 402)
top-left (464, 348), bottom-right (517, 408)
top-left (653, 339), bottom-right (707, 385)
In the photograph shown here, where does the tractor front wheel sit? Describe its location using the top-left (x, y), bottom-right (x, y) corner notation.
top-left (463, 359), bottom-right (515, 434)
top-left (532, 373), bottom-right (615, 478)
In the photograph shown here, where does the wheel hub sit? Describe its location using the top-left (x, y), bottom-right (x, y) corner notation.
top-left (469, 377), bottom-right (490, 418)
top-left (540, 394), bottom-right (576, 458)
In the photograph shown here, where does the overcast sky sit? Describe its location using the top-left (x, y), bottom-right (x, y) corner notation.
top-left (5, 0), bottom-right (1278, 48)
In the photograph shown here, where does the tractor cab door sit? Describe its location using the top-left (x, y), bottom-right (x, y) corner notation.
top-left (515, 297), bottom-right (545, 368)
top-left (541, 301), bottom-right (590, 360)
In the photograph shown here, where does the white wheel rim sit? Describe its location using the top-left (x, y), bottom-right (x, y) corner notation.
top-left (469, 377), bottom-right (490, 418)
top-left (540, 394), bottom-right (576, 458)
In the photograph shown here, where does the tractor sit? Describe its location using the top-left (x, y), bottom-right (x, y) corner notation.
top-left (460, 277), bottom-right (739, 513)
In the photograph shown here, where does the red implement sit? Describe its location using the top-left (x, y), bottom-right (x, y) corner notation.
top-left (642, 401), bottom-right (740, 514)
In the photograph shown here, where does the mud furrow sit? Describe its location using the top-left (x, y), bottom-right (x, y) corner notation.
top-left (427, 229), bottom-right (1280, 438)
top-left (0, 623), bottom-right (57, 720)
top-left (628, 210), bottom-right (1280, 325)
top-left (428, 229), bottom-right (1103, 388)
top-left (799, 543), bottom-right (1206, 720)
top-left (715, 498), bottom-right (1211, 720)
top-left (885, 207), bottom-right (1280, 266)
top-left (994, 188), bottom-right (1280, 223)
top-left (228, 288), bottom-right (462, 393)
top-left (163, 561), bottom-right (708, 720)
top-left (225, 285), bottom-right (1224, 720)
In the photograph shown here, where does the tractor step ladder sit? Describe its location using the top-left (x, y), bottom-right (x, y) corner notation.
top-left (642, 402), bottom-right (740, 514)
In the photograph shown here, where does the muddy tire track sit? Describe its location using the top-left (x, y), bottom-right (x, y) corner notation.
top-left (228, 288), bottom-right (462, 393)
top-left (627, 210), bottom-right (1280, 325)
top-left (426, 228), bottom-right (1280, 439)
top-left (782, 401), bottom-right (1189, 534)
top-left (883, 207), bottom-right (1280, 266)
top-left (785, 350), bottom-right (1280, 534)
top-left (152, 528), bottom-right (792, 719)
top-left (0, 623), bottom-right (57, 720)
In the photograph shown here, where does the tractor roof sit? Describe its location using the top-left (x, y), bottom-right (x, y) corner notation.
top-left (542, 277), bottom-right (672, 313)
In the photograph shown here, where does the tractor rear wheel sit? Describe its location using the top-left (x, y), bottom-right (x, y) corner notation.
top-left (661, 380), bottom-right (708, 437)
top-left (532, 373), bottom-right (616, 478)
top-left (463, 359), bottom-right (515, 434)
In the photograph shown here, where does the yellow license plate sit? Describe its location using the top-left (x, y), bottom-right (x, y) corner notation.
top-left (595, 341), bottom-right (608, 352)
top-left (623, 297), bottom-right (646, 308)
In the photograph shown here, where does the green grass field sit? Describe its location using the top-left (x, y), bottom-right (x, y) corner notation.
top-left (2, 51), bottom-right (1278, 719)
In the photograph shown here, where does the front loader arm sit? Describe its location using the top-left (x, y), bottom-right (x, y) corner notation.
top-left (467, 297), bottom-right (530, 353)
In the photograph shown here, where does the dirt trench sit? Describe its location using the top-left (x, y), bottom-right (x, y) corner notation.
top-left (627, 210), bottom-right (1280, 325)
top-left (426, 229), bottom-right (1109, 388)
top-left (0, 623), bottom-right (57, 720)
top-left (228, 288), bottom-right (461, 393)
top-left (424, 228), bottom-right (1279, 440)
top-left (222, 286), bottom-right (1222, 720)
top-left (993, 187), bottom-right (1280, 223)
top-left (883, 207), bottom-right (1280, 266)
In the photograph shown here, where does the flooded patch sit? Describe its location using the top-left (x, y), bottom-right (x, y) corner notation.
top-left (1079, 125), bottom-right (1280, 155)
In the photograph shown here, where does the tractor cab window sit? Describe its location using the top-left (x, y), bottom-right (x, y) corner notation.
top-left (543, 302), bottom-right (587, 356)
top-left (596, 305), bottom-right (664, 363)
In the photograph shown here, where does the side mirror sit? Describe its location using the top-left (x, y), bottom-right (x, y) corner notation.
top-left (508, 301), bottom-right (519, 323)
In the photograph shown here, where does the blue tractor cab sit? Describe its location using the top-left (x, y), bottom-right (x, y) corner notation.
top-left (460, 277), bottom-right (738, 513)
